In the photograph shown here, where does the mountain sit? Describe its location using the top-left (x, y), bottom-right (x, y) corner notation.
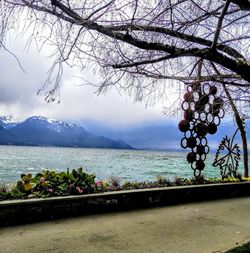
top-left (82, 121), bottom-right (182, 150)
top-left (1, 116), bottom-right (249, 151)
top-left (0, 116), bottom-right (133, 149)
top-left (82, 119), bottom-right (250, 151)
top-left (0, 125), bottom-right (14, 144)
top-left (0, 116), bottom-right (20, 129)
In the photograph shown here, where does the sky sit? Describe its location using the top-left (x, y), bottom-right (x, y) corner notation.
top-left (0, 14), bottom-right (248, 154)
top-left (0, 32), bottom-right (179, 127)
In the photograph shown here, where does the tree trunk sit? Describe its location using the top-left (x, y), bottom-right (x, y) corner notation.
top-left (222, 84), bottom-right (249, 177)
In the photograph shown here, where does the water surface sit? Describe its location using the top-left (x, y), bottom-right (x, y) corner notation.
top-left (0, 145), bottom-right (244, 183)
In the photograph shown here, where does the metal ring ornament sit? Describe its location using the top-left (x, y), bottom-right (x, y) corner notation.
top-left (179, 82), bottom-right (225, 178)
top-left (181, 138), bottom-right (188, 149)
top-left (194, 169), bottom-right (202, 177)
top-left (212, 116), bottom-right (221, 126)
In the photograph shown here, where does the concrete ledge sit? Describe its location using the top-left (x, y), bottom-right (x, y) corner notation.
top-left (1, 182), bottom-right (250, 226)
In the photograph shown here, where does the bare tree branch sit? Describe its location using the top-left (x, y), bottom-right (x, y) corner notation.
top-left (0, 0), bottom-right (249, 109)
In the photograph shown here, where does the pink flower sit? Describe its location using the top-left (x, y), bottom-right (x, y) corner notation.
top-left (76, 187), bottom-right (83, 194)
top-left (47, 188), bottom-right (53, 193)
top-left (96, 181), bottom-right (103, 188)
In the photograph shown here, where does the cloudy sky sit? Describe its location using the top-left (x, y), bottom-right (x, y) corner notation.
top-left (0, 31), bottom-right (180, 127)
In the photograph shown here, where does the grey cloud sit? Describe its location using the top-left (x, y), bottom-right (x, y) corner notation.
top-left (0, 35), bottom-right (167, 125)
top-left (0, 43), bottom-right (47, 106)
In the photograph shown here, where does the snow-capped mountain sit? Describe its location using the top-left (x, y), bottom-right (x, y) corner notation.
top-left (0, 116), bottom-right (20, 129)
top-left (0, 116), bottom-right (133, 149)
top-left (23, 116), bottom-right (84, 133)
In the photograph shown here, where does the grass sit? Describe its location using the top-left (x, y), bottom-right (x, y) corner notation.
top-left (225, 242), bottom-right (250, 253)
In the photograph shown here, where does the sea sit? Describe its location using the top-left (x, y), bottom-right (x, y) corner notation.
top-left (0, 145), bottom-right (245, 184)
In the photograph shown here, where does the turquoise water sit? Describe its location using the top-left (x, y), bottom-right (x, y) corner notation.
top-left (0, 145), bottom-right (245, 183)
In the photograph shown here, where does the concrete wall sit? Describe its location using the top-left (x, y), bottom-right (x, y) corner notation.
top-left (1, 182), bottom-right (250, 226)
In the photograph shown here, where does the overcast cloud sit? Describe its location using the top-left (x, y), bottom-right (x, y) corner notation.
top-left (0, 32), bottom-right (179, 126)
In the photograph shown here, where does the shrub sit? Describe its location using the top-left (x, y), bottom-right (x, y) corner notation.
top-left (123, 181), bottom-right (145, 189)
top-left (108, 176), bottom-right (121, 189)
top-left (191, 175), bottom-right (206, 185)
top-left (0, 182), bottom-right (9, 193)
top-left (0, 168), bottom-right (248, 201)
top-left (207, 178), bottom-right (221, 183)
top-left (242, 177), bottom-right (250, 181)
top-left (235, 173), bottom-right (243, 181)
top-left (156, 175), bottom-right (166, 185)
top-left (174, 177), bottom-right (183, 186)
top-left (15, 168), bottom-right (96, 198)
top-left (222, 177), bottom-right (240, 183)
top-left (0, 184), bottom-right (26, 201)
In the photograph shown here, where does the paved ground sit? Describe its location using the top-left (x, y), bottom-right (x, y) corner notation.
top-left (0, 197), bottom-right (250, 253)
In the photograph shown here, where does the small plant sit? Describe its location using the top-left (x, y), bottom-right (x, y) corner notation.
top-left (14, 168), bottom-right (97, 198)
top-left (17, 174), bottom-right (36, 193)
top-left (191, 175), bottom-right (206, 185)
top-left (108, 176), bottom-right (121, 189)
top-left (222, 177), bottom-right (240, 183)
top-left (235, 173), bottom-right (243, 181)
top-left (0, 167), bottom-right (249, 201)
top-left (69, 168), bottom-right (96, 194)
top-left (207, 178), bottom-right (221, 184)
top-left (156, 175), bottom-right (167, 185)
top-left (122, 181), bottom-right (134, 189)
top-left (0, 182), bottom-right (9, 193)
top-left (242, 177), bottom-right (250, 181)
top-left (0, 184), bottom-right (26, 201)
top-left (123, 181), bottom-right (143, 189)
top-left (155, 175), bottom-right (172, 186)
top-left (174, 177), bottom-right (183, 186)
top-left (95, 180), bottom-right (108, 192)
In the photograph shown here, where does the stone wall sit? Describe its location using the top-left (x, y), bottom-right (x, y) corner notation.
top-left (0, 182), bottom-right (249, 226)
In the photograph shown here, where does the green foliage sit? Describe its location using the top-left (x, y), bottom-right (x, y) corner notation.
top-left (16, 174), bottom-right (36, 193)
top-left (207, 177), bottom-right (221, 183)
top-left (1, 168), bottom-right (250, 201)
top-left (123, 181), bottom-right (140, 189)
top-left (222, 177), bottom-right (240, 183)
top-left (122, 181), bottom-right (149, 189)
top-left (0, 184), bottom-right (26, 201)
top-left (14, 168), bottom-right (96, 198)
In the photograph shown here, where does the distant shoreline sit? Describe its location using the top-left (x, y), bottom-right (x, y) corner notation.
top-left (2, 143), bottom-right (247, 154)
top-left (0, 143), bottom-right (134, 150)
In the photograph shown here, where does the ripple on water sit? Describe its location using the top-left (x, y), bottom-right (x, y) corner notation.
top-left (0, 146), bottom-right (247, 183)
